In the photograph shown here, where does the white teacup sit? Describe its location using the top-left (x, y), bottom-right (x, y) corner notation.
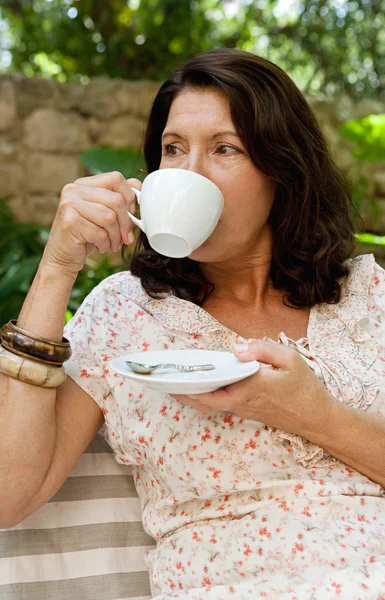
top-left (127, 168), bottom-right (224, 258)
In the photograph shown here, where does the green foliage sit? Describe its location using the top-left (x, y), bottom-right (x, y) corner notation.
top-left (340, 114), bottom-right (385, 162)
top-left (340, 113), bottom-right (385, 235)
top-left (355, 232), bottom-right (385, 246)
top-left (0, 200), bottom-right (49, 325)
top-left (350, 176), bottom-right (369, 214)
top-left (1, 0), bottom-right (222, 81)
top-left (79, 147), bottom-right (146, 179)
top-left (0, 199), bottom-right (123, 326)
top-left (238, 0), bottom-right (384, 99)
top-left (1, 0), bottom-right (384, 99)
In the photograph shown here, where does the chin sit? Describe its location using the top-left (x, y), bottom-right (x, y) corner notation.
top-left (187, 241), bottom-right (223, 263)
top-left (187, 243), bottom-right (209, 262)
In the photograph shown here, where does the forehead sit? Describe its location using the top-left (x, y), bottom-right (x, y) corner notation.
top-left (166, 88), bottom-right (234, 129)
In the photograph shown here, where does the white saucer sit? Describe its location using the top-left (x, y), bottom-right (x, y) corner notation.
top-left (110, 349), bottom-right (260, 394)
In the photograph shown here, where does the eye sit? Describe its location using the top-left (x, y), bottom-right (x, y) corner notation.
top-left (215, 145), bottom-right (240, 156)
top-left (163, 144), bottom-right (182, 157)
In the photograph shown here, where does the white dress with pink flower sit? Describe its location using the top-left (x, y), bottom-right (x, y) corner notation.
top-left (64, 254), bottom-right (385, 599)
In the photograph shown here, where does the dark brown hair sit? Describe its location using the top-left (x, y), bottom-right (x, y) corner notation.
top-left (128, 48), bottom-right (355, 307)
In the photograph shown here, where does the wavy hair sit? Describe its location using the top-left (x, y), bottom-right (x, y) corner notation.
top-left (128, 48), bottom-right (355, 307)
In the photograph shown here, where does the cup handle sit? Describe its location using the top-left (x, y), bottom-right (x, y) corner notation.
top-left (127, 187), bottom-right (145, 232)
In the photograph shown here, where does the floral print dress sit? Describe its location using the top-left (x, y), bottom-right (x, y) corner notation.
top-left (64, 254), bottom-right (385, 600)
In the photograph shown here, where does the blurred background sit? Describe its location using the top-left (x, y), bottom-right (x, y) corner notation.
top-left (0, 0), bottom-right (384, 324)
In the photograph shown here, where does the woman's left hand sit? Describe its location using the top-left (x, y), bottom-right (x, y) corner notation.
top-left (172, 339), bottom-right (337, 439)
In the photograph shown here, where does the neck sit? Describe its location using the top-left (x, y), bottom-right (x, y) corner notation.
top-left (200, 248), bottom-right (277, 306)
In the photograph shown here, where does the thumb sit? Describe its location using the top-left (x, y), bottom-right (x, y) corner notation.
top-left (126, 178), bottom-right (142, 213)
top-left (127, 177), bottom-right (142, 191)
top-left (234, 339), bottom-right (292, 369)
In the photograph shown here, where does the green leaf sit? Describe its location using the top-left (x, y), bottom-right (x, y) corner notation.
top-left (0, 293), bottom-right (26, 327)
top-left (0, 255), bottom-right (41, 299)
top-left (0, 246), bottom-right (26, 278)
top-left (340, 114), bottom-right (385, 162)
top-left (65, 309), bottom-right (73, 323)
top-left (355, 232), bottom-right (385, 246)
top-left (0, 199), bottom-right (14, 226)
top-left (79, 147), bottom-right (146, 180)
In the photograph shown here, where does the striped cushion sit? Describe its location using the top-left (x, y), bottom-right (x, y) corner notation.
top-left (0, 435), bottom-right (154, 600)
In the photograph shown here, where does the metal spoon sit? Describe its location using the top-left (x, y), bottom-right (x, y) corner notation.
top-left (125, 360), bottom-right (216, 375)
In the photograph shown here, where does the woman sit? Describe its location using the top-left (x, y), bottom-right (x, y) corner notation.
top-left (1, 49), bottom-right (385, 599)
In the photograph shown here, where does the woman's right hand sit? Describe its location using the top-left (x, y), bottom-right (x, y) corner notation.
top-left (42, 172), bottom-right (142, 276)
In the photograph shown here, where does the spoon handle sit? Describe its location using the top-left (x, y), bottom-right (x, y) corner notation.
top-left (160, 363), bottom-right (215, 372)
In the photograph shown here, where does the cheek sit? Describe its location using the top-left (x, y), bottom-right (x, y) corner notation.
top-left (222, 176), bottom-right (275, 223)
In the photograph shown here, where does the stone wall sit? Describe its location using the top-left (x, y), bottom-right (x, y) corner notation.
top-left (0, 73), bottom-right (385, 232)
top-left (0, 75), bottom-right (159, 225)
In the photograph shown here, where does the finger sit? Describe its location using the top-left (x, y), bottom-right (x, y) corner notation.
top-left (66, 184), bottom-right (134, 247)
top-left (188, 364), bottom-right (283, 409)
top-left (126, 178), bottom-right (142, 213)
top-left (126, 178), bottom-right (142, 190)
top-left (191, 402), bottom-right (212, 414)
top-left (181, 398), bottom-right (211, 413)
top-left (234, 339), bottom-right (296, 369)
top-left (75, 171), bottom-right (139, 214)
top-left (171, 394), bottom-right (189, 403)
top-left (83, 221), bottom-right (113, 254)
top-left (187, 388), bottom-right (234, 412)
top-left (73, 200), bottom-right (122, 252)
top-left (64, 208), bottom-right (113, 254)
top-left (172, 395), bottom-right (212, 414)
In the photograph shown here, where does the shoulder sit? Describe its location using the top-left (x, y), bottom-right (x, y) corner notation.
top-left (88, 270), bottom-right (150, 304)
top-left (315, 253), bottom-right (383, 321)
top-left (77, 270), bottom-right (161, 317)
top-left (310, 253), bottom-right (385, 413)
top-left (328, 253), bottom-right (385, 323)
top-left (341, 253), bottom-right (383, 299)
top-left (344, 252), bottom-right (375, 282)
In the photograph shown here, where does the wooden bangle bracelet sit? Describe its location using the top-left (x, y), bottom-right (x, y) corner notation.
top-left (0, 347), bottom-right (67, 388)
top-left (0, 320), bottom-right (72, 366)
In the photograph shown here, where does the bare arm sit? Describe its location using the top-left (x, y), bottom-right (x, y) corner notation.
top-left (16, 376), bottom-right (104, 523)
top-left (309, 397), bottom-right (385, 488)
top-left (0, 263), bottom-right (103, 527)
top-left (0, 172), bottom-right (140, 528)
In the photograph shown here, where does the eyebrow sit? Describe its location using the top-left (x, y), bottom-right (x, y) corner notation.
top-left (162, 130), bottom-right (240, 141)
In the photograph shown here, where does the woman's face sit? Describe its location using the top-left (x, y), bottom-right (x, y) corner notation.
top-left (159, 88), bottom-right (276, 264)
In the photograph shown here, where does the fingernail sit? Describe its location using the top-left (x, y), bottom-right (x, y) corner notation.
top-left (234, 343), bottom-right (249, 352)
top-left (129, 202), bottom-right (136, 213)
top-left (127, 232), bottom-right (135, 244)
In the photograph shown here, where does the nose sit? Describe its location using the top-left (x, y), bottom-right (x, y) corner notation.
top-left (182, 151), bottom-right (208, 179)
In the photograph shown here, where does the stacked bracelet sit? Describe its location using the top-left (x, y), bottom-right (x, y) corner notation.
top-left (0, 320), bottom-right (71, 366)
top-left (0, 320), bottom-right (71, 388)
top-left (0, 347), bottom-right (67, 388)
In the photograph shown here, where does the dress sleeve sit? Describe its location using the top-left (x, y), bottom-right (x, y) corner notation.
top-left (63, 274), bottom-right (141, 461)
top-left (363, 259), bottom-right (385, 418)
top-left (64, 285), bottom-right (111, 410)
top-left (367, 260), bottom-right (385, 334)
top-left (63, 282), bottom-right (117, 447)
